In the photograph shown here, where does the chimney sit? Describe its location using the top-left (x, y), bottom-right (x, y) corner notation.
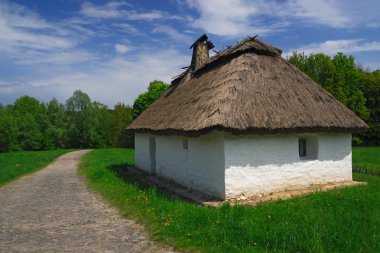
top-left (189, 34), bottom-right (214, 70)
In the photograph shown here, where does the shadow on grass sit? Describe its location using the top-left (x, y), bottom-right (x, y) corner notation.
top-left (109, 163), bottom-right (189, 202)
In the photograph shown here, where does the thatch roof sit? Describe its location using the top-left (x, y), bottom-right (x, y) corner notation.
top-left (127, 36), bottom-right (368, 136)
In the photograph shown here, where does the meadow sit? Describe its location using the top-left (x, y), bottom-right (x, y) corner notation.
top-left (80, 147), bottom-right (380, 253)
top-left (0, 149), bottom-right (73, 186)
top-left (353, 146), bottom-right (380, 175)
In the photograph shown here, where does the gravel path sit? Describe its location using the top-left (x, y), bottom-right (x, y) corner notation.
top-left (0, 150), bottom-right (176, 253)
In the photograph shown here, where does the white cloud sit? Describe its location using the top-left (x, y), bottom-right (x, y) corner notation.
top-left (126, 11), bottom-right (163, 21)
top-left (0, 1), bottom-right (192, 107)
top-left (153, 25), bottom-right (192, 43)
top-left (80, 1), bottom-right (129, 18)
top-left (367, 23), bottom-right (380, 28)
top-left (275, 0), bottom-right (380, 29)
top-left (183, 0), bottom-right (380, 36)
top-left (114, 43), bottom-right (130, 54)
top-left (282, 0), bottom-right (349, 28)
top-left (284, 39), bottom-right (380, 57)
top-left (0, 1), bottom-right (98, 68)
top-left (16, 50), bottom-right (98, 65)
top-left (0, 1), bottom-right (52, 30)
top-left (0, 26), bottom-right (75, 51)
top-left (0, 1), bottom-right (75, 51)
top-left (113, 23), bottom-right (138, 33)
top-left (185, 0), bottom-right (269, 36)
top-left (80, 1), bottom-right (163, 20)
top-left (64, 18), bottom-right (96, 37)
top-left (0, 49), bottom-right (190, 107)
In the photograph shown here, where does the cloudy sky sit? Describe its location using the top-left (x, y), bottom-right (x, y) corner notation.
top-left (1, 0), bottom-right (379, 107)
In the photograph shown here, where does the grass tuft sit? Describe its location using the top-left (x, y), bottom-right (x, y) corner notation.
top-left (80, 148), bottom-right (380, 253)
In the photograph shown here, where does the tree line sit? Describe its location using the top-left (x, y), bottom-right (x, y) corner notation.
top-left (0, 53), bottom-right (378, 152)
top-left (288, 52), bottom-right (379, 145)
top-left (0, 80), bottom-right (169, 152)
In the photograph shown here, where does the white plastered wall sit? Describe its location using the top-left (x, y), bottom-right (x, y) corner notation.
top-left (224, 133), bottom-right (352, 198)
top-left (135, 133), bottom-right (151, 173)
top-left (135, 131), bottom-right (352, 199)
top-left (134, 132), bottom-right (226, 198)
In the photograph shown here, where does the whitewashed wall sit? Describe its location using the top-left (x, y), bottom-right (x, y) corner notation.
top-left (134, 132), bottom-right (226, 198)
top-left (135, 133), bottom-right (151, 173)
top-left (224, 133), bottom-right (352, 198)
top-left (135, 132), bottom-right (352, 199)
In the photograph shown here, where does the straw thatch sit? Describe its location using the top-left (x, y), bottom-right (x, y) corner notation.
top-left (127, 36), bottom-right (368, 136)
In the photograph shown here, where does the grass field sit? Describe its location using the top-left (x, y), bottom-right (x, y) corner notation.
top-left (80, 148), bottom-right (380, 253)
top-left (0, 149), bottom-right (73, 186)
top-left (353, 146), bottom-right (380, 176)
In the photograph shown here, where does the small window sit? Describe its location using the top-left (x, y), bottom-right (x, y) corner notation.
top-left (298, 136), bottom-right (318, 160)
top-left (182, 138), bottom-right (188, 150)
top-left (299, 138), bottom-right (307, 158)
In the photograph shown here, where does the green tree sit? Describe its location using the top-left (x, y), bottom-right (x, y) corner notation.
top-left (13, 95), bottom-right (41, 116)
top-left (288, 52), bottom-right (308, 73)
top-left (289, 52), bottom-right (335, 96)
top-left (307, 53), bottom-right (335, 94)
top-left (332, 53), bottom-right (369, 121)
top-left (12, 96), bottom-right (50, 150)
top-left (358, 70), bottom-right (380, 145)
top-left (0, 107), bottom-right (16, 152)
top-left (110, 103), bottom-right (134, 147)
top-left (46, 98), bottom-right (67, 148)
top-left (19, 114), bottom-right (44, 150)
top-left (132, 80), bottom-right (169, 119)
top-left (93, 102), bottom-right (111, 147)
top-left (1, 92), bottom-right (141, 151)
top-left (288, 52), bottom-right (369, 121)
top-left (65, 90), bottom-right (98, 148)
top-left (38, 103), bottom-right (54, 149)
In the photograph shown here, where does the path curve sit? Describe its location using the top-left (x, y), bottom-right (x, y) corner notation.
top-left (0, 150), bottom-right (176, 253)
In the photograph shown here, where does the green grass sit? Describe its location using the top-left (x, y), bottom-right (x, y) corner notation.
top-left (353, 147), bottom-right (380, 176)
top-left (0, 149), bottom-right (74, 186)
top-left (80, 148), bottom-right (380, 253)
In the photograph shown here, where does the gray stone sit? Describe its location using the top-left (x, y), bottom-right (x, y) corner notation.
top-left (0, 150), bottom-right (178, 253)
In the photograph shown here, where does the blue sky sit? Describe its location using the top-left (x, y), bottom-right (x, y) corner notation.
top-left (0, 0), bottom-right (379, 107)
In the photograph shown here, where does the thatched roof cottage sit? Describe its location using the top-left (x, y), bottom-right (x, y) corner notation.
top-left (127, 35), bottom-right (367, 199)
